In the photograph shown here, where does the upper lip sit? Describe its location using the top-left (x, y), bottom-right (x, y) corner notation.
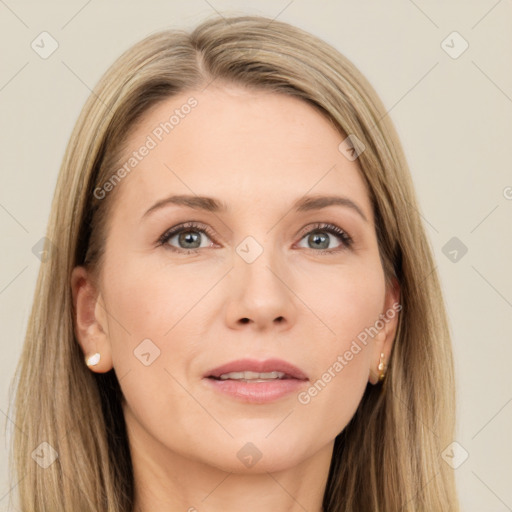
top-left (205, 358), bottom-right (308, 380)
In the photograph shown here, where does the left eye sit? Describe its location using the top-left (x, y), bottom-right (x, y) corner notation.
top-left (296, 223), bottom-right (353, 252)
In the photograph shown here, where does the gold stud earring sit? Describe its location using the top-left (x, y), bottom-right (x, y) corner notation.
top-left (377, 352), bottom-right (386, 382)
top-left (85, 352), bottom-right (101, 367)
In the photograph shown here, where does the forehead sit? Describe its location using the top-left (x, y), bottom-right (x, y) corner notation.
top-left (109, 85), bottom-right (373, 223)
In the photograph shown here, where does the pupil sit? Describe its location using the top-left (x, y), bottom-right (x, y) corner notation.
top-left (309, 232), bottom-right (329, 249)
top-left (179, 231), bottom-right (201, 248)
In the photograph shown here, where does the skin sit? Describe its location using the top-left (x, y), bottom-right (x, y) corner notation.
top-left (72, 85), bottom-right (400, 512)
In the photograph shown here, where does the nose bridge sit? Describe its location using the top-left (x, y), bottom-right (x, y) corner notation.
top-left (226, 234), bottom-right (296, 329)
top-left (236, 234), bottom-right (287, 301)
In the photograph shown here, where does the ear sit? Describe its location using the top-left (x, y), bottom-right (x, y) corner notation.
top-left (368, 276), bottom-right (401, 385)
top-left (71, 265), bottom-right (113, 373)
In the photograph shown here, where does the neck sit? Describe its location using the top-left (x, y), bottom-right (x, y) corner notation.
top-left (126, 411), bottom-right (332, 512)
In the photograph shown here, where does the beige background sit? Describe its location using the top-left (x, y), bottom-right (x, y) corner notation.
top-left (1, 1), bottom-right (511, 510)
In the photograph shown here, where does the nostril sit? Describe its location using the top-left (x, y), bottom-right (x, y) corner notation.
top-left (275, 316), bottom-right (284, 323)
top-left (240, 318), bottom-right (250, 324)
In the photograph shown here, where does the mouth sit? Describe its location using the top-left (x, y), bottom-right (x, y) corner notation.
top-left (205, 358), bottom-right (308, 381)
top-left (203, 358), bottom-right (308, 404)
top-left (211, 370), bottom-right (293, 382)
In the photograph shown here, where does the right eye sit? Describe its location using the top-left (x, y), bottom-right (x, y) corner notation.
top-left (157, 221), bottom-right (218, 254)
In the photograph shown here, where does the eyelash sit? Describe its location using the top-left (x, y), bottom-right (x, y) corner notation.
top-left (156, 221), bottom-right (354, 255)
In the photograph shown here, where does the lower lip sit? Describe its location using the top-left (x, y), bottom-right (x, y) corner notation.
top-left (204, 378), bottom-right (308, 404)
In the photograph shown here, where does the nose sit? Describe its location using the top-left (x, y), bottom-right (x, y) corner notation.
top-left (224, 243), bottom-right (298, 332)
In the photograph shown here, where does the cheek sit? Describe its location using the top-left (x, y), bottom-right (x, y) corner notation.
top-left (286, 255), bottom-right (385, 435)
top-left (102, 255), bottom-right (219, 343)
top-left (99, 258), bottom-right (211, 444)
top-left (298, 253), bottom-right (386, 345)
top-left (99, 254), bottom-right (226, 419)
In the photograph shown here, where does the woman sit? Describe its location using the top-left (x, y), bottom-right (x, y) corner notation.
top-left (9, 15), bottom-right (460, 512)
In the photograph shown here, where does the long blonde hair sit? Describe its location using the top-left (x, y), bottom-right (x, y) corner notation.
top-left (8, 15), bottom-right (459, 511)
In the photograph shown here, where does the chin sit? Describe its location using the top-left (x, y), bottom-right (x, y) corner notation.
top-left (192, 435), bottom-right (316, 475)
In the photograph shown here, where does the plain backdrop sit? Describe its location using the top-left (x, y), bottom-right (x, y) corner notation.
top-left (1, 1), bottom-right (511, 510)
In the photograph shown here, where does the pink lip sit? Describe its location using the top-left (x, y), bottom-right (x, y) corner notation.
top-left (203, 358), bottom-right (309, 404)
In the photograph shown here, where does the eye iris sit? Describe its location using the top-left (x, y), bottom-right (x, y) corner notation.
top-left (308, 232), bottom-right (329, 249)
top-left (179, 231), bottom-right (201, 249)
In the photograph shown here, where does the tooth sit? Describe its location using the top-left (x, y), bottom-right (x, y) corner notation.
top-left (243, 371), bottom-right (260, 379)
top-left (218, 371), bottom-right (286, 380)
top-left (220, 372), bottom-right (245, 380)
top-left (255, 371), bottom-right (283, 379)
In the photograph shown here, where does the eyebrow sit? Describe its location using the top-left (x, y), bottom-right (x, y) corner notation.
top-left (294, 195), bottom-right (368, 222)
top-left (143, 194), bottom-right (368, 223)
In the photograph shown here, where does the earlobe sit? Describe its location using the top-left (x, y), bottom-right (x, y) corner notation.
top-left (71, 266), bottom-right (113, 373)
top-left (383, 276), bottom-right (401, 345)
top-left (368, 278), bottom-right (401, 385)
top-left (85, 352), bottom-right (101, 367)
top-left (368, 329), bottom-right (388, 385)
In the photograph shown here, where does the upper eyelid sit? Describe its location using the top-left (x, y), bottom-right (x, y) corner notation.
top-left (296, 222), bottom-right (351, 239)
top-left (158, 221), bottom-right (217, 245)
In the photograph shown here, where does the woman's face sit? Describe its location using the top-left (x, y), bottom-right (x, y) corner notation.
top-left (75, 85), bottom-right (399, 474)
